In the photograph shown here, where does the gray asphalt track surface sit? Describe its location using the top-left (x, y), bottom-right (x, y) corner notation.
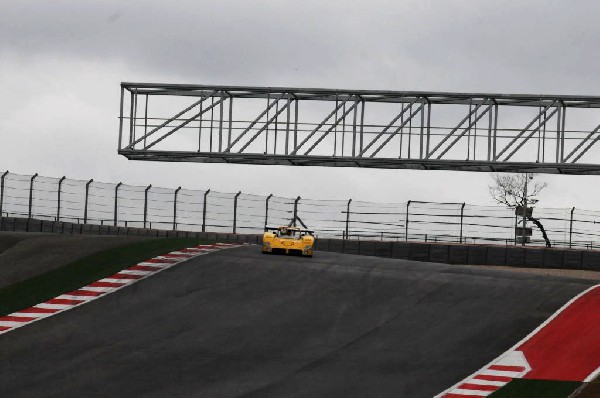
top-left (0, 246), bottom-right (596, 397)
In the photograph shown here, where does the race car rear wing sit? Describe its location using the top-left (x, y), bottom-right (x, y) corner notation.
top-left (264, 226), bottom-right (315, 235)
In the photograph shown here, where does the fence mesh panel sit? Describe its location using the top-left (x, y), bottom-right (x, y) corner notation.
top-left (2, 170), bottom-right (600, 249)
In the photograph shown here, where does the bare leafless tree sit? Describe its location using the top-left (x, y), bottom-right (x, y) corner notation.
top-left (489, 173), bottom-right (547, 208)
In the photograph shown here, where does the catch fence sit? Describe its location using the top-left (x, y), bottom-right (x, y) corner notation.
top-left (1, 170), bottom-right (599, 250)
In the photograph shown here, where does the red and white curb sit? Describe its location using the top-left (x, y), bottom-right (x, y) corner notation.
top-left (436, 284), bottom-right (600, 397)
top-left (0, 243), bottom-right (244, 336)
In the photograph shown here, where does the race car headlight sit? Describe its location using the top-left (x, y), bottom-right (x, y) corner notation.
top-left (304, 245), bottom-right (312, 250)
top-left (264, 242), bottom-right (271, 249)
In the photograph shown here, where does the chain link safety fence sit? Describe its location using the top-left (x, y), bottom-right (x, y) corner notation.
top-left (0, 170), bottom-right (598, 250)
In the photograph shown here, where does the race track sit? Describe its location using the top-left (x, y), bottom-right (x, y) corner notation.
top-left (0, 246), bottom-right (595, 397)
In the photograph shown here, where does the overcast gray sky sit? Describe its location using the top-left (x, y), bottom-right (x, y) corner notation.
top-left (2, 0), bottom-right (600, 208)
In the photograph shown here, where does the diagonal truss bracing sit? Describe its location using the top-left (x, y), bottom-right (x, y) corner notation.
top-left (118, 83), bottom-right (600, 175)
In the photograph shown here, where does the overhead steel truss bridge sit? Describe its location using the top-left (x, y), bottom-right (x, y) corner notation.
top-left (118, 83), bottom-right (600, 174)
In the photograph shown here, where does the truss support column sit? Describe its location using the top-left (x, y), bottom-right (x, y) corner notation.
top-left (202, 189), bottom-right (210, 232)
top-left (405, 200), bottom-right (411, 241)
top-left (359, 100), bottom-right (365, 154)
top-left (560, 103), bottom-right (567, 162)
top-left (114, 182), bottom-right (122, 227)
top-left (144, 184), bottom-right (152, 229)
top-left (84, 179), bottom-right (93, 224)
top-left (459, 203), bottom-right (466, 244)
top-left (493, 102), bottom-right (499, 160)
top-left (264, 194), bottom-right (273, 230)
top-left (345, 199), bottom-right (352, 240)
top-left (228, 94), bottom-right (233, 149)
top-left (556, 104), bottom-right (562, 163)
top-left (57, 176), bottom-right (66, 222)
top-left (0, 171), bottom-right (8, 229)
top-left (173, 187), bottom-right (181, 231)
top-left (419, 99), bottom-right (425, 159)
top-left (233, 191), bottom-right (241, 234)
top-left (118, 86), bottom-right (124, 150)
top-left (569, 207), bottom-right (575, 248)
top-left (426, 99), bottom-right (431, 156)
top-left (285, 95), bottom-right (291, 155)
top-left (28, 173), bottom-right (38, 219)
top-left (129, 91), bottom-right (135, 144)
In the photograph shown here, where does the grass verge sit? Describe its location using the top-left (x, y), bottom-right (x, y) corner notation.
top-left (0, 237), bottom-right (214, 316)
top-left (488, 379), bottom-right (582, 398)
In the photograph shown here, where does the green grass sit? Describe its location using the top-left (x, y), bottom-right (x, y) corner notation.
top-left (488, 379), bottom-right (582, 398)
top-left (0, 237), bottom-right (214, 316)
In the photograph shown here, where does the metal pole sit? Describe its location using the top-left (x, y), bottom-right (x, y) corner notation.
top-left (202, 189), bottom-right (210, 232)
top-left (118, 86), bottom-right (124, 150)
top-left (218, 93), bottom-right (224, 152)
top-left (173, 187), bottom-right (181, 231)
top-left (514, 214), bottom-right (518, 245)
top-left (345, 199), bottom-right (352, 240)
top-left (459, 202), bottom-right (466, 243)
top-left (28, 173), bottom-right (38, 219)
top-left (293, 196), bottom-right (301, 226)
top-left (57, 176), bottom-right (66, 221)
top-left (405, 200), bottom-right (411, 241)
top-left (569, 207), bottom-right (575, 248)
top-left (522, 175), bottom-right (528, 246)
top-left (264, 194), bottom-right (273, 230)
top-left (426, 99), bottom-right (431, 156)
top-left (228, 94), bottom-right (233, 149)
top-left (144, 184), bottom-right (151, 229)
top-left (359, 100), bottom-right (365, 154)
top-left (114, 182), bottom-right (122, 227)
top-left (233, 191), bottom-right (241, 234)
top-left (84, 179), bottom-right (93, 224)
top-left (285, 94), bottom-right (291, 155)
top-left (0, 171), bottom-right (8, 228)
top-left (294, 97), bottom-right (299, 150)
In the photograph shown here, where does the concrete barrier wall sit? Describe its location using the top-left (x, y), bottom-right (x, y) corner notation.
top-left (2, 216), bottom-right (599, 271)
top-left (314, 237), bottom-right (600, 271)
top-left (0, 216), bottom-right (262, 245)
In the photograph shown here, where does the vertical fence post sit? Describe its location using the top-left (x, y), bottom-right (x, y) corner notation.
top-left (173, 187), bottom-right (181, 231)
top-left (28, 173), bottom-right (38, 219)
top-left (114, 182), bottom-right (122, 227)
top-left (345, 199), bottom-right (352, 240)
top-left (57, 176), bottom-right (66, 221)
top-left (202, 189), bottom-right (210, 232)
top-left (569, 207), bottom-right (575, 248)
top-left (233, 191), bottom-right (241, 234)
top-left (459, 202), bottom-right (466, 243)
top-left (405, 200), bottom-right (411, 241)
top-left (264, 194), bottom-right (273, 230)
top-left (84, 179), bottom-right (93, 224)
top-left (514, 213), bottom-right (518, 245)
top-left (293, 196), bottom-right (301, 226)
top-left (144, 184), bottom-right (151, 229)
top-left (0, 170), bottom-right (8, 229)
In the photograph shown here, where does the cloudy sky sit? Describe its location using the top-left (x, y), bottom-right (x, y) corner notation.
top-left (1, 0), bottom-right (600, 209)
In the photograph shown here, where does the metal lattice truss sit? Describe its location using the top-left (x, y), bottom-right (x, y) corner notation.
top-left (119, 83), bottom-right (600, 174)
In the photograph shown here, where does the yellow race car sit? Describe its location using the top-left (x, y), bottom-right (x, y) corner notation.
top-left (262, 226), bottom-right (315, 257)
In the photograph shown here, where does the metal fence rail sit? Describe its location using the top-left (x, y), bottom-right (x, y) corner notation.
top-left (1, 170), bottom-right (599, 249)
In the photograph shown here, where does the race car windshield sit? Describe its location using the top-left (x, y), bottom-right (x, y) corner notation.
top-left (277, 230), bottom-right (297, 238)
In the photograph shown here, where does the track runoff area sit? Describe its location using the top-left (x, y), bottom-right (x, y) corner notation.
top-left (437, 284), bottom-right (600, 397)
top-left (1, 243), bottom-right (599, 397)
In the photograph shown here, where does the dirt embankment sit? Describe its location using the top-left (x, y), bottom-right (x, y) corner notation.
top-left (0, 232), bottom-right (153, 288)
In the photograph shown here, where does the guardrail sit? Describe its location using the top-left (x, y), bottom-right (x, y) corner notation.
top-left (1, 170), bottom-right (599, 250)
